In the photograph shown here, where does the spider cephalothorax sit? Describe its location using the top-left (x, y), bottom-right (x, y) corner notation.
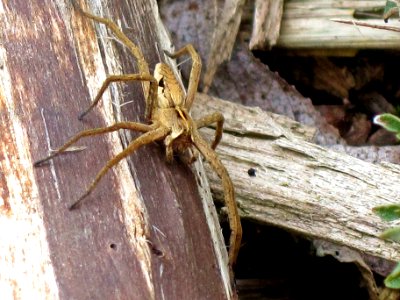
top-left (152, 62), bottom-right (194, 162)
top-left (34, 2), bottom-right (242, 278)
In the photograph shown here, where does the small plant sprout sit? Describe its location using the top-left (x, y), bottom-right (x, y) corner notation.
top-left (373, 113), bottom-right (400, 139)
top-left (373, 196), bottom-right (400, 288)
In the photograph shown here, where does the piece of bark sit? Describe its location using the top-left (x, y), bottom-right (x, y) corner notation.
top-left (249, 0), bottom-right (284, 50)
top-left (192, 93), bottom-right (400, 267)
top-left (1, 1), bottom-right (233, 299)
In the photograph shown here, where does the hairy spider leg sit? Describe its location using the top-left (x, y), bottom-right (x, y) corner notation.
top-left (164, 44), bottom-right (201, 111)
top-left (78, 74), bottom-right (158, 120)
top-left (71, 0), bottom-right (150, 75)
top-left (69, 126), bottom-right (169, 210)
top-left (34, 122), bottom-right (152, 167)
top-left (72, 0), bottom-right (155, 119)
top-left (33, 122), bottom-right (165, 209)
top-left (34, 122), bottom-right (169, 209)
top-left (191, 128), bottom-right (242, 272)
top-left (195, 112), bottom-right (224, 150)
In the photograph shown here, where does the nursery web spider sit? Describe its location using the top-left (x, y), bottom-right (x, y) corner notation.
top-left (34, 2), bottom-right (242, 272)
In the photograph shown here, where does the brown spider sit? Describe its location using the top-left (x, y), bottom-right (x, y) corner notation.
top-left (34, 2), bottom-right (242, 273)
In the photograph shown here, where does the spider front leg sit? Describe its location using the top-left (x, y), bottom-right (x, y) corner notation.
top-left (72, 0), bottom-right (150, 76)
top-left (164, 44), bottom-right (201, 111)
top-left (191, 128), bottom-right (242, 274)
top-left (78, 74), bottom-right (158, 121)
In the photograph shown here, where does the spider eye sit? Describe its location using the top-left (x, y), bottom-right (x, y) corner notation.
top-left (158, 77), bottom-right (165, 88)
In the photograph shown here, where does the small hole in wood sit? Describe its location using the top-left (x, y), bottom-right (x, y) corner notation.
top-left (110, 243), bottom-right (117, 250)
top-left (248, 168), bottom-right (256, 177)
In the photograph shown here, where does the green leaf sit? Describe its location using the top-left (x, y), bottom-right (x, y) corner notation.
top-left (380, 227), bottom-right (400, 242)
top-left (373, 204), bottom-right (400, 221)
top-left (385, 262), bottom-right (400, 289)
top-left (373, 113), bottom-right (400, 134)
top-left (385, 0), bottom-right (399, 12)
top-left (384, 0), bottom-right (400, 22)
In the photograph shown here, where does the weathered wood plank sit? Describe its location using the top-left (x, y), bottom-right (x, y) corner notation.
top-left (277, 0), bottom-right (400, 51)
top-left (0, 0), bottom-right (233, 299)
top-left (193, 93), bottom-right (400, 266)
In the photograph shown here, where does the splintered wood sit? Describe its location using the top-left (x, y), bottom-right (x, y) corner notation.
top-left (192, 93), bottom-right (400, 264)
top-left (249, 0), bottom-right (284, 50)
top-left (203, 0), bottom-right (246, 92)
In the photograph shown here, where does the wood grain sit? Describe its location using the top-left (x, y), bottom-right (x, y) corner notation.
top-left (193, 93), bottom-right (400, 267)
top-left (0, 1), bottom-right (233, 299)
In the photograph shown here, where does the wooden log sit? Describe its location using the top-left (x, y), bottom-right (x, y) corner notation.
top-left (192, 93), bottom-right (400, 267)
top-left (0, 0), bottom-right (233, 299)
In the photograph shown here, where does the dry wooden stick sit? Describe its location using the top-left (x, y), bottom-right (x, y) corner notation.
top-left (331, 18), bottom-right (400, 33)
